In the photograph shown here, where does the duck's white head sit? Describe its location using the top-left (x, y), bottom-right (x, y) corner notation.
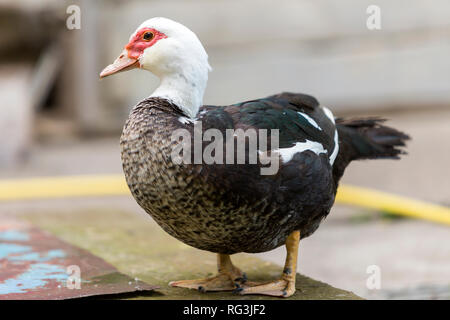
top-left (100, 17), bottom-right (211, 118)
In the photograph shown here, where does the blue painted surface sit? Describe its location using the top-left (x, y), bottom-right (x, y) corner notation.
top-left (0, 230), bottom-right (29, 241)
top-left (0, 229), bottom-right (69, 295)
top-left (0, 263), bottom-right (68, 294)
top-left (0, 244), bottom-right (31, 259)
top-left (9, 249), bottom-right (66, 262)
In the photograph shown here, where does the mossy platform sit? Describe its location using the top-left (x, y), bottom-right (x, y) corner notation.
top-left (21, 209), bottom-right (361, 300)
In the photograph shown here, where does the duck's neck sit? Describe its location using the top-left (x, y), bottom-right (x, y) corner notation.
top-left (150, 68), bottom-right (208, 119)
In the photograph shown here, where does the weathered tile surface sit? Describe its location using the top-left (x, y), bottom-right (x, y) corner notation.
top-left (20, 209), bottom-right (361, 300)
top-left (0, 218), bottom-right (157, 299)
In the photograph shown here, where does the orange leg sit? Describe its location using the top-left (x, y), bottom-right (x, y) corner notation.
top-left (237, 230), bottom-right (300, 297)
top-left (170, 230), bottom-right (300, 297)
top-left (169, 253), bottom-right (246, 292)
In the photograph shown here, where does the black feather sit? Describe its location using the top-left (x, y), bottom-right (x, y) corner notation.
top-left (332, 117), bottom-right (410, 184)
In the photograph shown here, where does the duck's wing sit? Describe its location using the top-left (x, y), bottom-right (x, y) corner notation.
top-left (199, 92), bottom-right (338, 166)
top-left (194, 93), bottom-right (337, 209)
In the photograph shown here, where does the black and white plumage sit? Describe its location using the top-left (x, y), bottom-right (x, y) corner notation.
top-left (119, 93), bottom-right (407, 254)
top-left (101, 17), bottom-right (409, 297)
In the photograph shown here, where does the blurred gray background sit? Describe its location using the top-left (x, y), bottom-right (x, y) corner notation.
top-left (0, 0), bottom-right (449, 299)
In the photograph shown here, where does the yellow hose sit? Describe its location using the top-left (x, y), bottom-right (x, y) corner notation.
top-left (336, 185), bottom-right (450, 226)
top-left (0, 175), bottom-right (129, 201)
top-left (0, 175), bottom-right (449, 226)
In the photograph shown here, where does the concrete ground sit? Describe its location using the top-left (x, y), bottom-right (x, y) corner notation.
top-left (1, 108), bottom-right (449, 299)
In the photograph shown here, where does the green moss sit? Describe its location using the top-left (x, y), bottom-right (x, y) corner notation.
top-left (89, 272), bottom-right (132, 285)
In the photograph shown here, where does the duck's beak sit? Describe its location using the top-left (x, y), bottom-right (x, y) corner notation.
top-left (99, 50), bottom-right (140, 78)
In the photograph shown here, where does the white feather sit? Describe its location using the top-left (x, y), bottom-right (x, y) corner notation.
top-left (136, 17), bottom-right (211, 119)
top-left (329, 128), bottom-right (339, 165)
top-left (322, 106), bottom-right (335, 124)
top-left (178, 116), bottom-right (197, 124)
top-left (276, 140), bottom-right (327, 163)
top-left (321, 106), bottom-right (339, 165)
top-left (297, 112), bottom-right (322, 131)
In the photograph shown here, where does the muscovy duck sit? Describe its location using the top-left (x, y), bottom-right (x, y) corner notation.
top-left (100, 17), bottom-right (409, 297)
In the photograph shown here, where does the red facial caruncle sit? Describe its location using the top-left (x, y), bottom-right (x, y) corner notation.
top-left (125, 28), bottom-right (168, 60)
top-left (99, 27), bottom-right (167, 78)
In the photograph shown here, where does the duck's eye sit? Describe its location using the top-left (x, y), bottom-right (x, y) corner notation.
top-left (142, 32), bottom-right (154, 41)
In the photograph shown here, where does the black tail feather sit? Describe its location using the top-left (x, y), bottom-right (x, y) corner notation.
top-left (333, 117), bottom-right (410, 183)
top-left (336, 117), bottom-right (410, 160)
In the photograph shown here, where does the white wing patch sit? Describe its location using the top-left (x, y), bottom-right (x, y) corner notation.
top-left (276, 106), bottom-right (339, 165)
top-left (321, 106), bottom-right (339, 165)
top-left (322, 106), bottom-right (335, 124)
top-left (329, 128), bottom-right (339, 165)
top-left (297, 112), bottom-right (322, 131)
top-left (275, 140), bottom-right (327, 163)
